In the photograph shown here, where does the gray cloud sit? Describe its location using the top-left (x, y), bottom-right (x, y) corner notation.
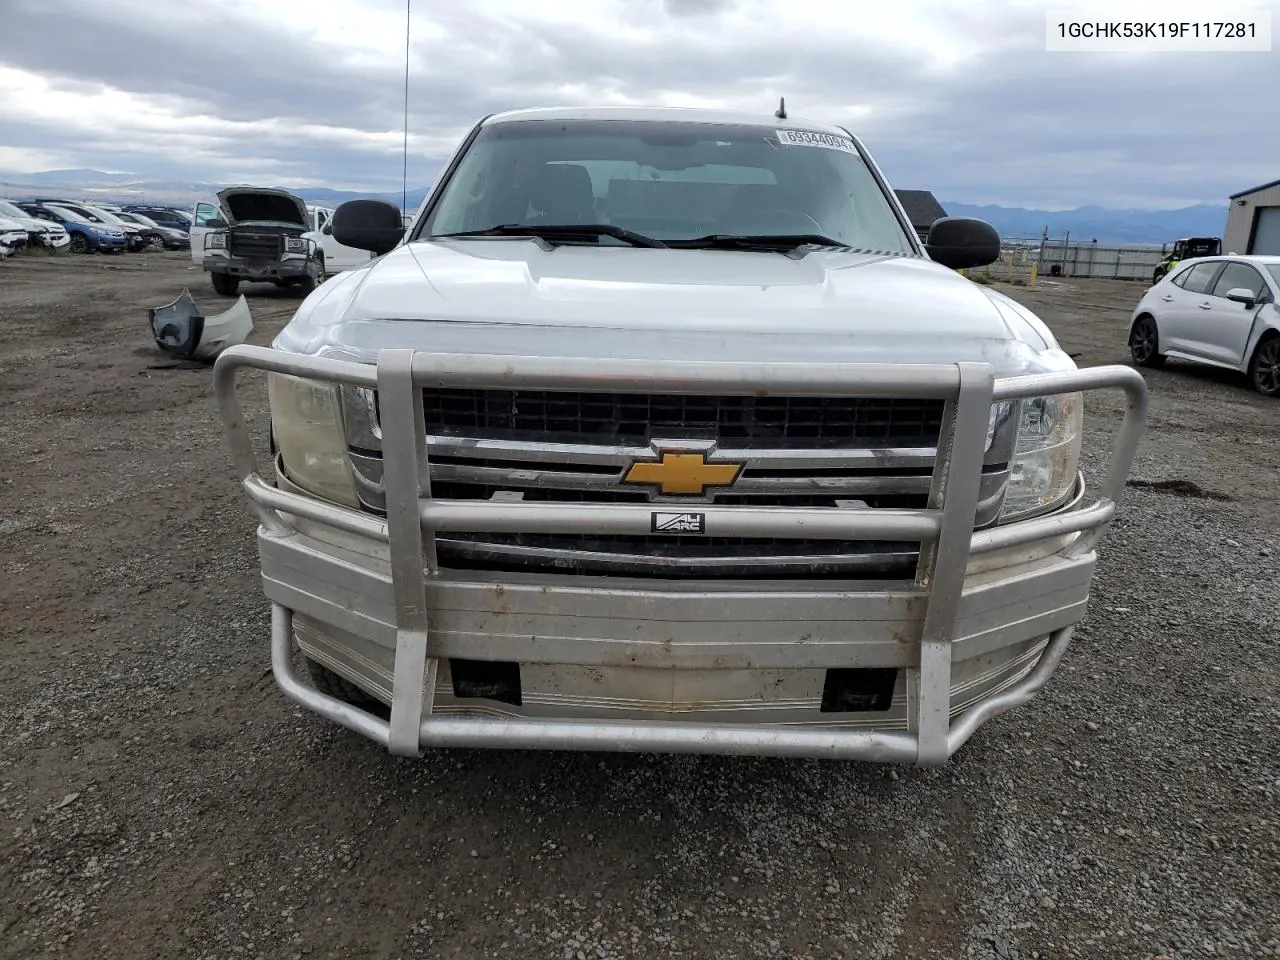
top-left (661, 0), bottom-right (739, 17)
top-left (0, 0), bottom-right (1276, 207)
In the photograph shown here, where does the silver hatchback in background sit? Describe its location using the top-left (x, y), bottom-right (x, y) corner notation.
top-left (1129, 254), bottom-right (1280, 395)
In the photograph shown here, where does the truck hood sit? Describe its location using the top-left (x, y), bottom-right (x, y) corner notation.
top-left (275, 240), bottom-right (1073, 377)
top-left (216, 187), bottom-right (309, 227)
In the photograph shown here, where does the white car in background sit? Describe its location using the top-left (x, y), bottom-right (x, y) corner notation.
top-left (1129, 254), bottom-right (1280, 396)
top-left (303, 213), bottom-right (376, 276)
top-left (0, 216), bottom-right (29, 255)
top-left (308, 205), bottom-right (333, 232)
top-left (0, 198), bottom-right (70, 249)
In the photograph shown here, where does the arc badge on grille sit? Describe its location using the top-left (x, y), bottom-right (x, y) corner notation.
top-left (622, 445), bottom-right (744, 497)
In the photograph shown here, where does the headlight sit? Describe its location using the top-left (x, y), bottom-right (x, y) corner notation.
top-left (267, 373), bottom-right (361, 508)
top-left (284, 237), bottom-right (308, 253)
top-left (998, 392), bottom-right (1082, 522)
top-left (986, 400), bottom-right (1014, 450)
top-left (206, 232), bottom-right (226, 250)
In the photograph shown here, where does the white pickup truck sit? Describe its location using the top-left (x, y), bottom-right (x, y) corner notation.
top-left (303, 210), bottom-right (377, 276)
top-left (190, 187), bottom-right (323, 296)
top-left (213, 106), bottom-right (1146, 765)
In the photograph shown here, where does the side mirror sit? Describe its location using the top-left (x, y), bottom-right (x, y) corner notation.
top-left (206, 217), bottom-right (227, 229)
top-left (1225, 287), bottom-right (1258, 307)
top-left (925, 216), bottom-right (1001, 270)
top-left (332, 199), bottom-right (404, 255)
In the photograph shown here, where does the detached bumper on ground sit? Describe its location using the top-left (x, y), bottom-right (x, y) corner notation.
top-left (213, 347), bottom-right (1147, 765)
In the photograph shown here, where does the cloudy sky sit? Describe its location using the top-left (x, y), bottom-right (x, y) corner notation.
top-left (0, 0), bottom-right (1276, 209)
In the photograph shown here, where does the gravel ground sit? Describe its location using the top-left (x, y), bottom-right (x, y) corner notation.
top-left (1, 253), bottom-right (1277, 960)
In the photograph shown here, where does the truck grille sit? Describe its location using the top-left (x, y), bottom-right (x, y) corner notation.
top-left (228, 230), bottom-right (282, 259)
top-left (420, 389), bottom-right (945, 447)
top-left (345, 387), bottom-right (1009, 580)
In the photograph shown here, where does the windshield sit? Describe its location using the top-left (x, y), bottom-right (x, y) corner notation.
top-left (47, 206), bottom-right (93, 225)
top-left (420, 118), bottom-right (914, 251)
top-left (1266, 265), bottom-right (1280, 288)
top-left (121, 213), bottom-right (158, 227)
top-left (52, 205), bottom-right (107, 224)
top-left (82, 206), bottom-right (128, 225)
top-left (0, 200), bottom-right (29, 219)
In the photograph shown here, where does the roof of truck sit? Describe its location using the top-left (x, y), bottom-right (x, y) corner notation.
top-left (482, 105), bottom-right (853, 137)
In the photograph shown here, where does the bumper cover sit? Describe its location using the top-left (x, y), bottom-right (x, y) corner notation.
top-left (148, 287), bottom-right (255, 361)
top-left (213, 346), bottom-right (1148, 765)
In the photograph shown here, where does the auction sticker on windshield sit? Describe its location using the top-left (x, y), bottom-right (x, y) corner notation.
top-left (775, 129), bottom-right (857, 152)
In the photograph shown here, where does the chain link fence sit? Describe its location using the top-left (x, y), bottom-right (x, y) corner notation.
top-left (958, 234), bottom-right (1167, 287)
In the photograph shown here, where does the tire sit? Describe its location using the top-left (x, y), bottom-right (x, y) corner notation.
top-left (305, 659), bottom-right (389, 719)
top-left (293, 276), bottom-right (316, 296)
top-left (1248, 334), bottom-right (1280, 397)
top-left (69, 233), bottom-right (89, 254)
top-left (210, 271), bottom-right (239, 296)
top-left (1129, 314), bottom-right (1165, 368)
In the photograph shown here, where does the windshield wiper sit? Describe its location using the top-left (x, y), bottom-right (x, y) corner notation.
top-left (432, 223), bottom-right (668, 249)
top-left (669, 233), bottom-right (848, 253)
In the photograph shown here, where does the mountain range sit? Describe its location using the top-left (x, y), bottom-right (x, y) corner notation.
top-left (939, 201), bottom-right (1227, 246)
top-left (0, 168), bottom-right (1229, 245)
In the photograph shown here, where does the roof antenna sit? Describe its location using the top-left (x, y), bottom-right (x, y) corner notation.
top-left (775, 97), bottom-right (787, 120)
top-left (401, 0), bottom-right (411, 216)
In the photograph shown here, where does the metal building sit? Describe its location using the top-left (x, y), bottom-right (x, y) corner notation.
top-left (1224, 179), bottom-right (1280, 255)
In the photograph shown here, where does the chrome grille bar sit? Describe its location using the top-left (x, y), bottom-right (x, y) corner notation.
top-left (336, 357), bottom-right (1018, 577)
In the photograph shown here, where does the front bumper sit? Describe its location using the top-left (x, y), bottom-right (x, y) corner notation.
top-left (213, 347), bottom-right (1148, 765)
top-left (202, 250), bottom-right (319, 281)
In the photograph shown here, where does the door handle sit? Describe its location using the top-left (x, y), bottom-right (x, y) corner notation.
top-left (1160, 295), bottom-right (1174, 302)
top-left (1198, 302), bottom-right (1212, 310)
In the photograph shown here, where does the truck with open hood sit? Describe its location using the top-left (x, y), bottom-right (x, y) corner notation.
top-left (193, 187), bottom-right (322, 297)
top-left (212, 106), bottom-right (1147, 767)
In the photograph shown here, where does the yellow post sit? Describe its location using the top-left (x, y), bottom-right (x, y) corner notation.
top-left (1030, 262), bottom-right (1038, 288)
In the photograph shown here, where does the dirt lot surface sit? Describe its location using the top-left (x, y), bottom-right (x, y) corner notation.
top-left (1, 252), bottom-right (1278, 960)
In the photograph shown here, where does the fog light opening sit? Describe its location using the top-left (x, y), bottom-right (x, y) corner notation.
top-left (449, 658), bottom-right (522, 706)
top-left (820, 667), bottom-right (898, 713)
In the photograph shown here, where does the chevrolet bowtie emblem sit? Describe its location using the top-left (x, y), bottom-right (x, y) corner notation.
top-left (622, 449), bottom-right (744, 496)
